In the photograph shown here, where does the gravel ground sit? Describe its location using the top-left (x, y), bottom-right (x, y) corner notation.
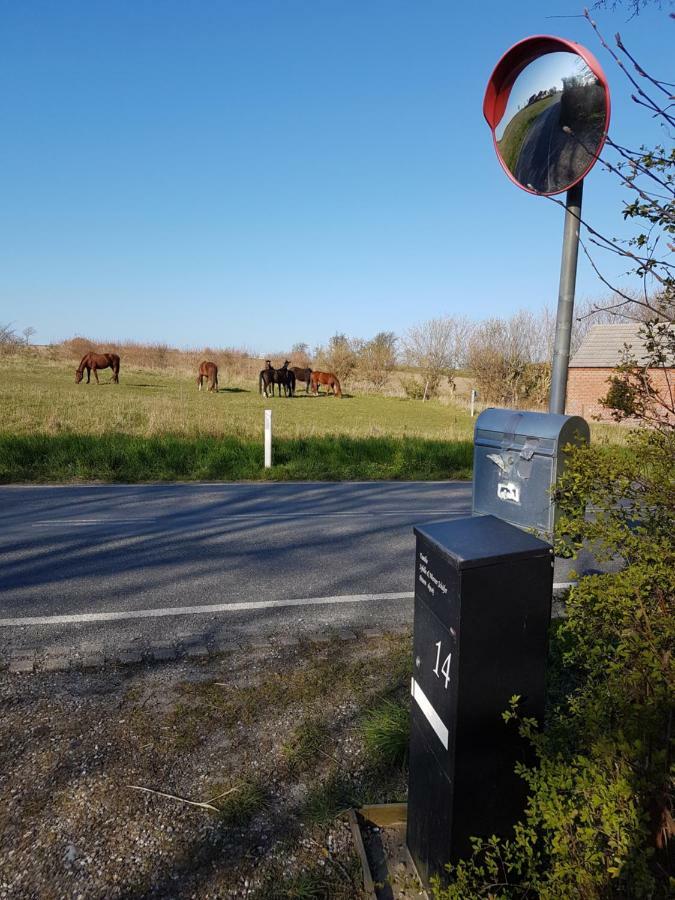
top-left (0, 634), bottom-right (411, 899)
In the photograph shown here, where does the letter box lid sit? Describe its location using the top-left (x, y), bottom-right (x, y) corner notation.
top-left (474, 408), bottom-right (589, 448)
top-left (414, 515), bottom-right (552, 570)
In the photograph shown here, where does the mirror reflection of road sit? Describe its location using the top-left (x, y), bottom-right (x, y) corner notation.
top-left (514, 98), bottom-right (590, 193)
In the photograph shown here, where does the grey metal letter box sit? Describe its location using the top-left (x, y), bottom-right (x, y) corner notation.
top-left (472, 409), bottom-right (589, 535)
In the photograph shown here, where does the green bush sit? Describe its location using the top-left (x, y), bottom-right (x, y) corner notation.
top-left (433, 429), bottom-right (675, 899)
top-left (400, 374), bottom-right (432, 399)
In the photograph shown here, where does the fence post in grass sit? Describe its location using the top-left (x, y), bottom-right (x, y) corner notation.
top-left (470, 389), bottom-right (477, 418)
top-left (422, 379), bottom-right (430, 402)
top-left (264, 409), bottom-right (272, 469)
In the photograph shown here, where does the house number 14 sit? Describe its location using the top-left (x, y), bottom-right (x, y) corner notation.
top-left (433, 641), bottom-right (452, 689)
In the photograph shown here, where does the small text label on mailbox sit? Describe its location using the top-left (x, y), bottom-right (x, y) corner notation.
top-left (418, 552), bottom-right (449, 598)
top-left (497, 481), bottom-right (520, 503)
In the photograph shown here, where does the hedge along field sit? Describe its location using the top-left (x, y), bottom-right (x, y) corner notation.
top-left (0, 356), bottom-right (475, 482)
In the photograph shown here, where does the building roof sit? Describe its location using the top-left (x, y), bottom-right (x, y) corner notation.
top-left (569, 322), bottom-right (674, 368)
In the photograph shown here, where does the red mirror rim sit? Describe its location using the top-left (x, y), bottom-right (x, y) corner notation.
top-left (483, 35), bottom-right (611, 196)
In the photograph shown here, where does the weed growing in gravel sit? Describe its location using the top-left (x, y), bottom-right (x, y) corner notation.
top-left (262, 869), bottom-right (334, 899)
top-left (256, 859), bottom-right (360, 900)
top-left (281, 717), bottom-right (330, 774)
top-left (361, 699), bottom-right (409, 768)
top-left (218, 779), bottom-right (268, 826)
top-left (167, 701), bottom-right (210, 750)
top-left (301, 774), bottom-right (356, 826)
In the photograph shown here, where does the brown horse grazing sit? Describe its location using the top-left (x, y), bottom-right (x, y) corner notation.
top-left (75, 352), bottom-right (120, 384)
top-left (290, 366), bottom-right (313, 394)
top-left (310, 371), bottom-right (342, 397)
top-left (197, 360), bottom-right (219, 392)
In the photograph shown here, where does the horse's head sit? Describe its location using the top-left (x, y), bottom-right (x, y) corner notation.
top-left (265, 359), bottom-right (272, 369)
top-left (75, 369), bottom-right (83, 384)
top-left (282, 360), bottom-right (290, 368)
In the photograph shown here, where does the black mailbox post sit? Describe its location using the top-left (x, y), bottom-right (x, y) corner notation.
top-left (407, 514), bottom-right (553, 888)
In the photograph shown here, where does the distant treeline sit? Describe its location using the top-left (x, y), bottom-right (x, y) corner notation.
top-left (2, 294), bottom-right (645, 407)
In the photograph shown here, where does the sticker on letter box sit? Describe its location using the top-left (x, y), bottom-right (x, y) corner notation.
top-left (497, 481), bottom-right (520, 503)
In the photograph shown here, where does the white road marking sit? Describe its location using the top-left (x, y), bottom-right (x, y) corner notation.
top-left (0, 583), bottom-right (574, 628)
top-left (411, 677), bottom-right (449, 749)
top-left (31, 519), bottom-right (159, 526)
top-left (27, 511), bottom-right (466, 528)
top-left (0, 591), bottom-right (414, 627)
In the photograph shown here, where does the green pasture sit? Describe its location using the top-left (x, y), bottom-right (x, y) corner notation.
top-left (0, 356), bottom-right (474, 481)
top-left (0, 356), bottom-right (624, 483)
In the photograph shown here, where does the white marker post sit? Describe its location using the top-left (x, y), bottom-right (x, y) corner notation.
top-left (470, 389), bottom-right (477, 417)
top-left (264, 409), bottom-right (272, 469)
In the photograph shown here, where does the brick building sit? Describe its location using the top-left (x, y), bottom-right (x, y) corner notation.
top-left (566, 323), bottom-right (675, 421)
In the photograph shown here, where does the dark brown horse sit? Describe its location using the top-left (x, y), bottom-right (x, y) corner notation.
top-left (259, 360), bottom-right (295, 397)
top-left (259, 360), bottom-right (274, 398)
top-left (75, 352), bottom-right (120, 384)
top-left (197, 360), bottom-right (219, 392)
top-left (272, 361), bottom-right (295, 398)
top-left (290, 366), bottom-right (313, 394)
top-left (310, 371), bottom-right (342, 397)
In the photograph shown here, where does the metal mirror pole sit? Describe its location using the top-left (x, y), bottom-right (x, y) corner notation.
top-left (549, 180), bottom-right (583, 414)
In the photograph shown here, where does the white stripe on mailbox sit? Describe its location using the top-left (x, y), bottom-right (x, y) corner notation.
top-left (410, 677), bottom-right (449, 750)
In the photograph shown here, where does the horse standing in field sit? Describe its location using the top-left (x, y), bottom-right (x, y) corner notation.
top-left (259, 360), bottom-right (295, 397)
top-left (75, 352), bottom-right (120, 384)
top-left (290, 366), bottom-right (313, 394)
top-left (310, 370), bottom-right (342, 397)
top-left (272, 361), bottom-right (295, 397)
top-left (272, 360), bottom-right (295, 397)
top-left (259, 360), bottom-right (275, 398)
top-left (197, 360), bottom-right (219, 392)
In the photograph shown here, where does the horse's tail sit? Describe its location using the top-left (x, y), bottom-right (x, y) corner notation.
top-left (259, 372), bottom-right (263, 395)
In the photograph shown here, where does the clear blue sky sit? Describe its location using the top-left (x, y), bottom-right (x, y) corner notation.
top-left (1, 1), bottom-right (671, 352)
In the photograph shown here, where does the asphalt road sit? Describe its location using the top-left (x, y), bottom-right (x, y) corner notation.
top-left (0, 482), bottom-right (473, 655)
top-left (514, 98), bottom-right (591, 194)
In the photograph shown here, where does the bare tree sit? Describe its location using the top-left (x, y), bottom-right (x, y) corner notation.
top-left (542, 13), bottom-right (674, 330)
top-left (558, 13), bottom-right (675, 426)
top-left (358, 331), bottom-right (398, 390)
top-left (402, 316), bottom-right (471, 397)
top-left (290, 342), bottom-right (312, 367)
top-left (466, 310), bottom-right (560, 406)
top-left (313, 333), bottom-right (358, 382)
top-left (0, 323), bottom-right (35, 356)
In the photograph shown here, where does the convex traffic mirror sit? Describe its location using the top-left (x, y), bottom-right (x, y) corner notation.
top-left (484, 36), bottom-right (610, 195)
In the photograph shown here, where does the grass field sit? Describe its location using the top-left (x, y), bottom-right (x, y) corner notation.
top-left (0, 355), bottom-right (625, 483)
top-left (0, 356), bottom-right (476, 481)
